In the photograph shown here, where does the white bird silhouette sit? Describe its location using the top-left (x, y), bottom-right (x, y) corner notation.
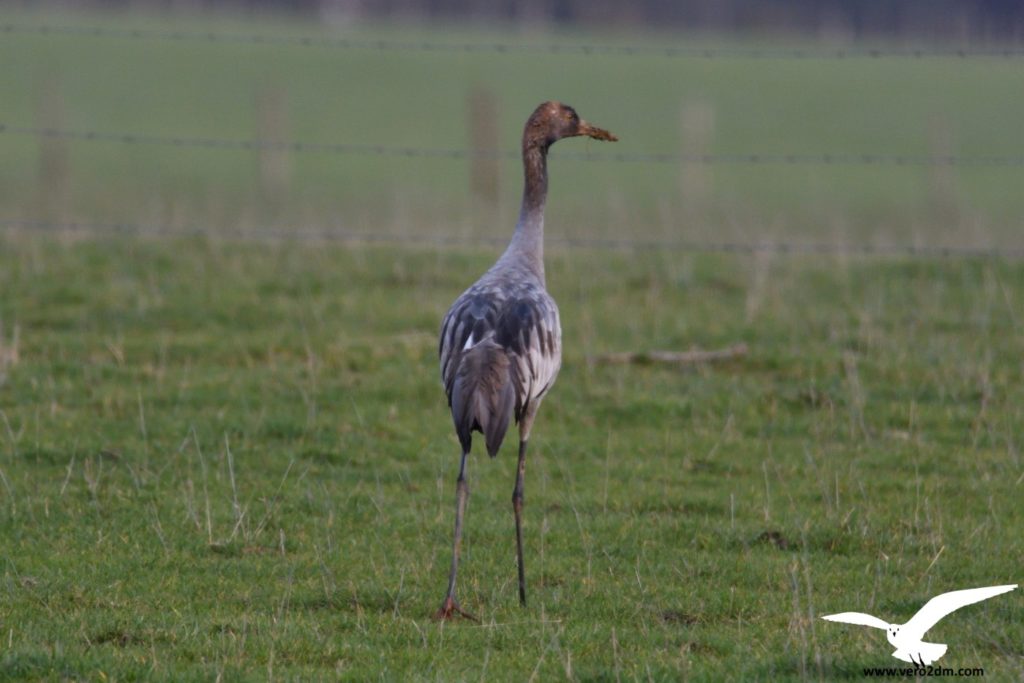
top-left (822, 584), bottom-right (1017, 666)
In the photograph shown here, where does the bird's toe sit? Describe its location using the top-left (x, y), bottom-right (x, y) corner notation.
top-left (433, 596), bottom-right (478, 622)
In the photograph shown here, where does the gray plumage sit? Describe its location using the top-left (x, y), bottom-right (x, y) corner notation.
top-left (440, 261), bottom-right (562, 457)
top-left (450, 338), bottom-right (513, 457)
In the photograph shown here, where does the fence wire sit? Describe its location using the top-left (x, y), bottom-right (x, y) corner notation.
top-left (4, 23), bottom-right (1024, 60)
top-left (4, 123), bottom-right (1023, 168)
top-left (3, 219), bottom-right (1022, 259)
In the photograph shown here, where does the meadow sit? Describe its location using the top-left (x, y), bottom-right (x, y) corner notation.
top-left (1, 7), bottom-right (1023, 682)
top-left (2, 238), bottom-right (1023, 680)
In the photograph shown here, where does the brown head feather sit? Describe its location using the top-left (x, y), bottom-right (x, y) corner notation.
top-left (521, 101), bottom-right (618, 152)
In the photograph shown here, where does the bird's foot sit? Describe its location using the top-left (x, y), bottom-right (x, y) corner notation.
top-left (433, 596), bottom-right (478, 622)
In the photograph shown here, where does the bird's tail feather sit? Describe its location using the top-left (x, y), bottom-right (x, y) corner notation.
top-left (451, 339), bottom-right (514, 457)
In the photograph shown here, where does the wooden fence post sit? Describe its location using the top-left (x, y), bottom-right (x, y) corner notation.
top-left (679, 100), bottom-right (715, 206)
top-left (35, 74), bottom-right (70, 220)
top-left (927, 115), bottom-right (959, 218)
top-left (467, 86), bottom-right (499, 207)
top-left (257, 86), bottom-right (291, 209)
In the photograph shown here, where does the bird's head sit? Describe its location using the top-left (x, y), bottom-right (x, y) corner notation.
top-left (522, 101), bottom-right (618, 151)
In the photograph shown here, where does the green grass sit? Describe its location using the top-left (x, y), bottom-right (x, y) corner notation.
top-left (1, 236), bottom-right (1022, 680)
top-left (1, 8), bottom-right (1024, 246)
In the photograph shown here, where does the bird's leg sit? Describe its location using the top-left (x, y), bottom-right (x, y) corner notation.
top-left (513, 439), bottom-right (529, 607)
top-left (435, 452), bottom-right (477, 621)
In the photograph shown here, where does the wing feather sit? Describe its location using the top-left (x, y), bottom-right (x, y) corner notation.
top-left (494, 291), bottom-right (561, 419)
top-left (903, 584), bottom-right (1017, 641)
top-left (821, 612), bottom-right (890, 630)
top-left (440, 292), bottom-right (502, 405)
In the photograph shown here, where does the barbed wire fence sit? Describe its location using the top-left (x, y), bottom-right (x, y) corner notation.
top-left (4, 123), bottom-right (1024, 167)
top-left (4, 21), bottom-right (1024, 258)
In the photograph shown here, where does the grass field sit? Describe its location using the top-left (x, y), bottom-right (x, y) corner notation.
top-left (1, 6), bottom-right (1023, 681)
top-left (1, 237), bottom-right (1022, 680)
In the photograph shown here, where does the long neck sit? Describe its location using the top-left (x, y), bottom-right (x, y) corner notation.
top-left (498, 142), bottom-right (548, 282)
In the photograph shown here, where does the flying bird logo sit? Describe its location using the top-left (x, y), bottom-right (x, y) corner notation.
top-left (821, 584), bottom-right (1017, 666)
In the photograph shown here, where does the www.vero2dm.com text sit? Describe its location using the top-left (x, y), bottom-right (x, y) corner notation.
top-left (862, 664), bottom-right (984, 677)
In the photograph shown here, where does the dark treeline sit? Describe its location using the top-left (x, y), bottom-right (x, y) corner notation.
top-left (27, 0), bottom-right (1024, 41)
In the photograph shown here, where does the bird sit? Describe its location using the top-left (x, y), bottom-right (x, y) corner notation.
top-left (821, 584), bottom-right (1018, 666)
top-left (433, 101), bottom-right (617, 620)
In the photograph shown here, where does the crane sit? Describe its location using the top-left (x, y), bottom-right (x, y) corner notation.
top-left (435, 101), bottom-right (617, 619)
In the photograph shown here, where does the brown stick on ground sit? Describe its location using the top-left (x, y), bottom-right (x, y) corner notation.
top-left (592, 343), bottom-right (748, 366)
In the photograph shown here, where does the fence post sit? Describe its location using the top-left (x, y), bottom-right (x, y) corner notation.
top-left (467, 86), bottom-right (500, 207)
top-left (679, 99), bottom-right (715, 206)
top-left (35, 74), bottom-right (70, 220)
top-left (257, 86), bottom-right (291, 210)
top-left (927, 115), bottom-right (958, 218)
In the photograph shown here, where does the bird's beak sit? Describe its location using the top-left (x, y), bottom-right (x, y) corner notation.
top-left (577, 120), bottom-right (618, 142)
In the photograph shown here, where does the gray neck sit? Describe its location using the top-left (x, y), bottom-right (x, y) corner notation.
top-left (497, 144), bottom-right (548, 282)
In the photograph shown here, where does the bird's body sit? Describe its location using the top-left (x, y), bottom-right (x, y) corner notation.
top-left (822, 584), bottom-right (1018, 666)
top-left (889, 639), bottom-right (947, 667)
top-left (439, 259), bottom-right (562, 457)
top-left (434, 101), bottom-right (616, 620)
